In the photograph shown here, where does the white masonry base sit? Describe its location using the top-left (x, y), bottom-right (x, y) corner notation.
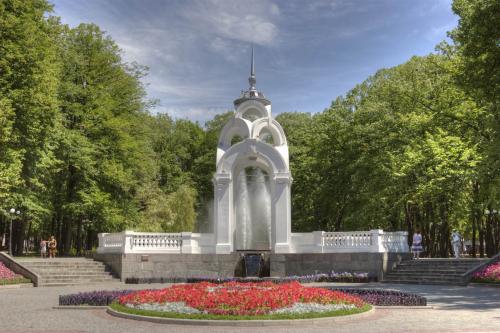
top-left (97, 229), bottom-right (409, 255)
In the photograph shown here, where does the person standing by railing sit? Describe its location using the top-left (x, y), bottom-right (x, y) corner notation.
top-left (411, 229), bottom-right (423, 259)
top-left (40, 238), bottom-right (47, 258)
top-left (451, 229), bottom-right (462, 259)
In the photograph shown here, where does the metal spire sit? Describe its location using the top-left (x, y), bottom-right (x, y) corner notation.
top-left (249, 46), bottom-right (256, 90)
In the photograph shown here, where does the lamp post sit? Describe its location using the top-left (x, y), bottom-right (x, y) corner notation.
top-left (8, 208), bottom-right (20, 256)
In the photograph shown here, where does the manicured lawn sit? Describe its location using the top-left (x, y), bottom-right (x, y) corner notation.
top-left (109, 302), bottom-right (372, 321)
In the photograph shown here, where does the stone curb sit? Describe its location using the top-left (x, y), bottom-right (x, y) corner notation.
top-left (106, 306), bottom-right (375, 327)
top-left (373, 305), bottom-right (433, 309)
top-left (468, 282), bottom-right (500, 288)
top-left (0, 283), bottom-right (33, 289)
top-left (53, 305), bottom-right (108, 310)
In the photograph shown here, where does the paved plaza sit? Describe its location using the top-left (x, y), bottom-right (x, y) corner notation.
top-left (0, 282), bottom-right (499, 333)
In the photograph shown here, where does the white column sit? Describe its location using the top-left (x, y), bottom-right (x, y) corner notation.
top-left (122, 231), bottom-right (135, 254)
top-left (272, 173), bottom-right (292, 253)
top-left (214, 173), bottom-right (233, 254)
top-left (370, 229), bottom-right (385, 252)
top-left (313, 231), bottom-right (325, 253)
top-left (181, 232), bottom-right (193, 253)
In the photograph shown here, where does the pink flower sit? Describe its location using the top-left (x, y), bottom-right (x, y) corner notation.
top-left (0, 263), bottom-right (22, 280)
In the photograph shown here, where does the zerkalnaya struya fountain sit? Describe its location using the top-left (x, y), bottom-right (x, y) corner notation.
top-left (96, 50), bottom-right (409, 281)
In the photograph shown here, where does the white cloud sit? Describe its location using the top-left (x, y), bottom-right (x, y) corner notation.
top-left (182, 0), bottom-right (280, 45)
top-left (155, 106), bottom-right (230, 122)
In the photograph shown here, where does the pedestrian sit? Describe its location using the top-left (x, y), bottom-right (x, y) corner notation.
top-left (411, 228), bottom-right (423, 259)
top-left (40, 238), bottom-right (47, 258)
top-left (48, 235), bottom-right (57, 258)
top-left (451, 229), bottom-right (462, 259)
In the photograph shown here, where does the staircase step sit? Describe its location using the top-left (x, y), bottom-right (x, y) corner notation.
top-left (397, 267), bottom-right (469, 274)
top-left (19, 258), bottom-right (119, 286)
top-left (382, 258), bottom-right (484, 285)
top-left (41, 276), bottom-right (114, 283)
top-left (386, 273), bottom-right (464, 278)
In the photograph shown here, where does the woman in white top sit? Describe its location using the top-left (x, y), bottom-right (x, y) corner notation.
top-left (40, 239), bottom-right (47, 258)
top-left (411, 229), bottom-right (423, 259)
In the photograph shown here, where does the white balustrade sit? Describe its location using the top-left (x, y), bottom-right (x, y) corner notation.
top-left (381, 231), bottom-right (409, 252)
top-left (98, 230), bottom-right (408, 254)
top-left (99, 233), bottom-right (124, 249)
top-left (323, 231), bottom-right (372, 249)
top-left (131, 233), bottom-right (182, 250)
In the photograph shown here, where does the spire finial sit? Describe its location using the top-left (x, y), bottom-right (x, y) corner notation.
top-left (249, 46), bottom-right (256, 90)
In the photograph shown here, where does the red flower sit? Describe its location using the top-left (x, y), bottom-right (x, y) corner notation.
top-left (119, 281), bottom-right (365, 316)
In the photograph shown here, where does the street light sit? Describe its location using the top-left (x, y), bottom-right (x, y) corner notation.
top-left (8, 208), bottom-right (20, 256)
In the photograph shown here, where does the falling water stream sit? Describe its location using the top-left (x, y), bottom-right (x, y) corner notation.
top-left (235, 167), bottom-right (271, 250)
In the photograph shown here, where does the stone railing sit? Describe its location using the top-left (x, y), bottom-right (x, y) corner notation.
top-left (290, 230), bottom-right (408, 253)
top-left (98, 230), bottom-right (408, 254)
top-left (97, 231), bottom-right (215, 254)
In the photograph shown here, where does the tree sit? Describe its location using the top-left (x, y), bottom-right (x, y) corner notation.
top-left (0, 0), bottom-right (61, 254)
top-left (450, 0), bottom-right (500, 256)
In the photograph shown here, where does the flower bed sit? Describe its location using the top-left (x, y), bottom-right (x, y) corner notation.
top-left (125, 271), bottom-right (375, 284)
top-left (0, 262), bottom-right (30, 285)
top-left (471, 261), bottom-right (500, 283)
top-left (330, 288), bottom-right (427, 306)
top-left (59, 290), bottom-right (135, 306)
top-left (112, 281), bottom-right (369, 320)
top-left (59, 287), bottom-right (427, 308)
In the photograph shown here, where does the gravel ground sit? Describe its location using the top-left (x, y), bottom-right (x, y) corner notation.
top-left (0, 281), bottom-right (499, 333)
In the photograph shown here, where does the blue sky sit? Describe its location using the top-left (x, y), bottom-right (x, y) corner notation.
top-left (51, 0), bottom-right (458, 123)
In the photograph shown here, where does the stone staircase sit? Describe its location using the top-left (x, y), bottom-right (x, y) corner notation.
top-left (382, 258), bottom-right (487, 285)
top-left (16, 258), bottom-right (118, 287)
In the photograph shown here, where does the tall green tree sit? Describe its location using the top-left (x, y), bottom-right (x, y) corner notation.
top-left (0, 0), bottom-right (61, 253)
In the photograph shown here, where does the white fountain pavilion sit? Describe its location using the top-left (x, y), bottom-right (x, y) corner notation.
top-left (96, 51), bottom-right (409, 280)
top-left (214, 48), bottom-right (292, 254)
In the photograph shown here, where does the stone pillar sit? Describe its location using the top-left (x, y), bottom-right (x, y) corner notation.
top-left (313, 231), bottom-right (325, 253)
top-left (214, 173), bottom-right (233, 254)
top-left (370, 229), bottom-right (385, 252)
top-left (272, 173), bottom-right (292, 253)
top-left (181, 232), bottom-right (193, 253)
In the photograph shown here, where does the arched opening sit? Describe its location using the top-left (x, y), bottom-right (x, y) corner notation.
top-left (258, 128), bottom-right (275, 145)
top-left (234, 166), bottom-right (272, 251)
top-left (230, 135), bottom-right (245, 146)
top-left (241, 108), bottom-right (264, 122)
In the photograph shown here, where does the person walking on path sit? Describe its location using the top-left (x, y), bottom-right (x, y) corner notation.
top-left (48, 236), bottom-right (57, 258)
top-left (40, 238), bottom-right (47, 258)
top-left (412, 229), bottom-right (423, 259)
top-left (451, 229), bottom-right (462, 259)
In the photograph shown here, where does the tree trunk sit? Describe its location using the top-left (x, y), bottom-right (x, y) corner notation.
top-left (471, 181), bottom-right (480, 257)
top-left (76, 219), bottom-right (82, 256)
top-left (439, 198), bottom-right (449, 258)
top-left (479, 217), bottom-right (485, 258)
top-left (405, 202), bottom-right (413, 248)
top-left (485, 206), bottom-right (493, 257)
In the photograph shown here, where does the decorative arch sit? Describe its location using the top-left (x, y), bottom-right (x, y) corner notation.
top-left (251, 118), bottom-right (287, 146)
top-left (235, 100), bottom-right (270, 122)
top-left (216, 139), bottom-right (288, 175)
top-left (218, 117), bottom-right (252, 149)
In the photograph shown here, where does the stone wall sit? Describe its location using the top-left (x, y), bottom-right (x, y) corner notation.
top-left (269, 252), bottom-right (410, 278)
top-left (95, 253), bottom-right (244, 281)
top-left (93, 253), bottom-right (123, 278)
top-left (94, 252), bottom-right (409, 281)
